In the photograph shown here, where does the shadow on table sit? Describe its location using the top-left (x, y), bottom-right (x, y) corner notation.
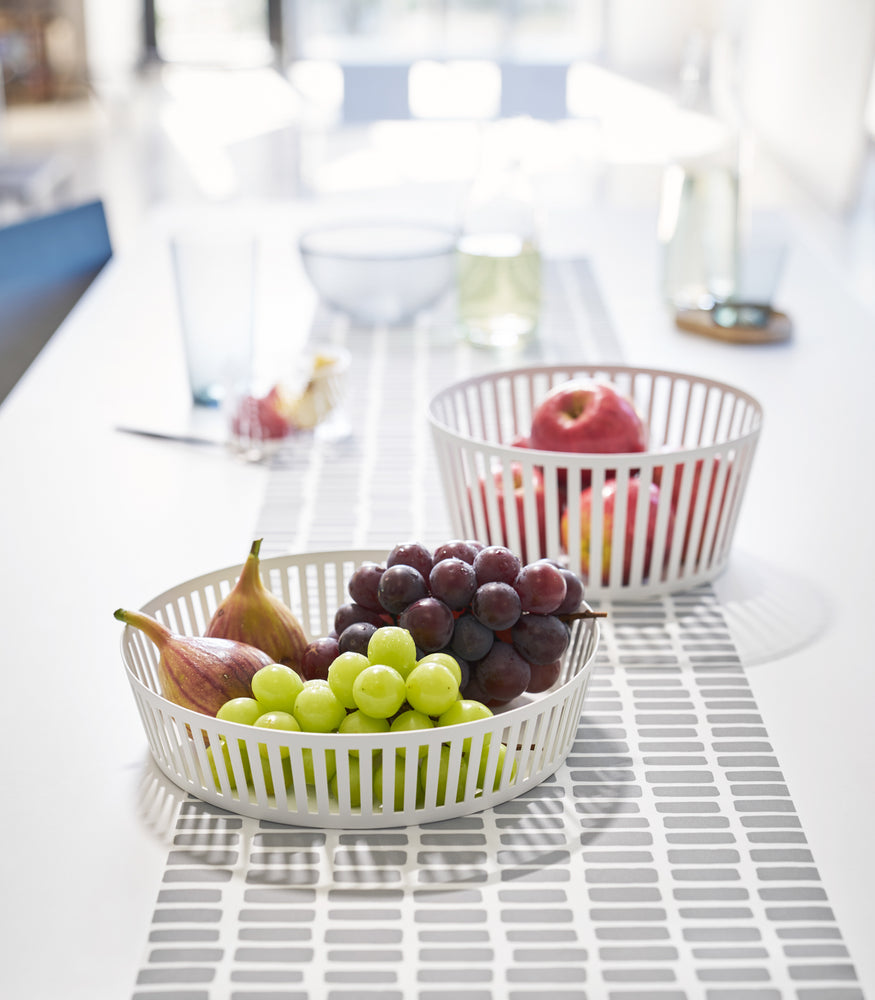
top-left (711, 548), bottom-right (832, 666)
top-left (137, 754), bottom-right (191, 844)
top-left (133, 727), bottom-right (627, 885)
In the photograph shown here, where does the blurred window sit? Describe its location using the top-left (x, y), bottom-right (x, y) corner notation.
top-left (149, 0), bottom-right (276, 66)
top-left (286, 0), bottom-right (604, 62)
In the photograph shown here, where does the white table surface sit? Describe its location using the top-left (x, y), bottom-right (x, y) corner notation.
top-left (1, 193), bottom-right (873, 998)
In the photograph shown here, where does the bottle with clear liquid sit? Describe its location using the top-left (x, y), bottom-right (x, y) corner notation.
top-left (658, 32), bottom-right (740, 311)
top-left (659, 150), bottom-right (739, 310)
top-left (457, 154), bottom-right (541, 348)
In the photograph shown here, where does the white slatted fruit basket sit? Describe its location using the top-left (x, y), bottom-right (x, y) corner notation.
top-left (428, 365), bottom-right (763, 600)
top-left (119, 549), bottom-right (599, 828)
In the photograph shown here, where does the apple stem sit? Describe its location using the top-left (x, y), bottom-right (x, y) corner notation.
top-left (559, 610), bottom-right (608, 622)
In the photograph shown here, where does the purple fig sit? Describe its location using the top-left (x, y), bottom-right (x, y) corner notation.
top-left (205, 539), bottom-right (308, 673)
top-left (114, 607), bottom-right (272, 716)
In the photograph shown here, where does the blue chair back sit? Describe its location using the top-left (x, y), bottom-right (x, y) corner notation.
top-left (0, 199), bottom-right (113, 404)
top-left (0, 199), bottom-right (112, 295)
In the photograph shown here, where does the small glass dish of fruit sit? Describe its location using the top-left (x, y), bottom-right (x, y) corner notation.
top-left (226, 346), bottom-right (350, 461)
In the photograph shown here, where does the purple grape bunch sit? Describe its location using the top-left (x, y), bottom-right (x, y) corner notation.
top-left (325, 540), bottom-right (586, 708)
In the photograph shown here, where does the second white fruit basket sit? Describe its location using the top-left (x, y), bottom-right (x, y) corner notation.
top-left (428, 364), bottom-right (763, 600)
top-left (120, 549), bottom-right (600, 829)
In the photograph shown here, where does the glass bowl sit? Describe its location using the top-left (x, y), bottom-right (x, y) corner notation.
top-left (298, 222), bottom-right (457, 326)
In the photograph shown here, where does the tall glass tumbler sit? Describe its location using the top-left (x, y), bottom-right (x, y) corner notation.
top-left (170, 227), bottom-right (257, 407)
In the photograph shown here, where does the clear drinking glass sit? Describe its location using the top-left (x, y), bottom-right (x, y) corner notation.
top-left (170, 227), bottom-right (257, 407)
top-left (457, 143), bottom-right (541, 349)
top-left (658, 151), bottom-right (740, 312)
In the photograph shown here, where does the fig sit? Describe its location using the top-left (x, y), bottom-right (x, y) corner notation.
top-left (114, 607), bottom-right (272, 716)
top-left (206, 539), bottom-right (308, 672)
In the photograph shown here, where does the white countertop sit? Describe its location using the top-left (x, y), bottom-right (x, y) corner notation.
top-left (1, 194), bottom-right (872, 998)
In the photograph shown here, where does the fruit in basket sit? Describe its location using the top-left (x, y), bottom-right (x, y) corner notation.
top-left (376, 563), bottom-right (429, 615)
top-left (437, 699), bottom-right (494, 753)
top-left (471, 581), bottom-right (522, 631)
top-left (217, 697), bottom-right (263, 726)
top-left (206, 539), bottom-right (307, 672)
top-left (554, 566), bottom-right (585, 615)
top-left (512, 559), bottom-right (567, 614)
top-left (114, 607), bottom-right (272, 716)
top-left (474, 465), bottom-right (548, 563)
top-left (208, 739), bottom-right (269, 793)
top-left (526, 658), bottom-right (563, 693)
top-left (474, 543), bottom-right (522, 584)
top-left (419, 745), bottom-right (470, 806)
top-left (386, 541), bottom-right (435, 580)
top-left (474, 641), bottom-right (531, 706)
top-left (654, 454), bottom-right (732, 565)
top-left (301, 747), bottom-right (338, 785)
top-left (300, 635), bottom-right (341, 680)
top-left (292, 679), bottom-right (347, 732)
top-left (561, 478), bottom-right (674, 586)
top-left (417, 650), bottom-right (463, 687)
top-left (329, 756), bottom-right (363, 807)
top-left (371, 763), bottom-right (401, 811)
top-left (450, 612), bottom-right (494, 662)
top-left (398, 596), bottom-right (455, 653)
top-left (339, 709), bottom-right (391, 740)
top-left (334, 602), bottom-right (389, 635)
top-left (406, 660), bottom-right (459, 716)
top-left (366, 625), bottom-right (418, 678)
top-left (475, 741), bottom-right (516, 791)
top-left (341, 540), bottom-right (593, 707)
top-left (511, 612), bottom-right (570, 665)
top-left (347, 561), bottom-right (386, 611)
top-left (352, 664), bottom-right (408, 719)
top-left (253, 710), bottom-right (302, 761)
top-left (390, 710), bottom-right (435, 759)
top-left (529, 378), bottom-right (647, 455)
top-left (341, 712), bottom-right (387, 764)
top-left (327, 651), bottom-right (372, 709)
top-left (251, 663), bottom-right (304, 713)
top-left (337, 621), bottom-right (378, 655)
top-left (432, 539), bottom-right (480, 564)
top-left (207, 621), bottom-right (514, 808)
top-left (428, 557), bottom-right (478, 610)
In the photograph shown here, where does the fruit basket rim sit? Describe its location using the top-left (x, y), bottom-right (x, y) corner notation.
top-left (426, 362), bottom-right (764, 455)
top-left (119, 546), bottom-right (601, 746)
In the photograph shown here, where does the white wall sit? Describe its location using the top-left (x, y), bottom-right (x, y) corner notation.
top-left (82, 0), bottom-right (143, 100)
top-left (738, 0), bottom-right (875, 213)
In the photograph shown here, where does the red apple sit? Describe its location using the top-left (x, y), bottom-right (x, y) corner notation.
top-left (561, 477), bottom-right (674, 586)
top-left (654, 454), bottom-right (732, 566)
top-left (231, 384), bottom-right (292, 441)
top-left (471, 463), bottom-right (547, 563)
top-left (530, 379), bottom-right (647, 455)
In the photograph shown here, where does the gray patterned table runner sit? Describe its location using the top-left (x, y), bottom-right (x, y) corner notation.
top-left (132, 261), bottom-right (864, 999)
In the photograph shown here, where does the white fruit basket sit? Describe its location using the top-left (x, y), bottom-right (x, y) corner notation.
top-left (119, 549), bottom-right (599, 829)
top-left (428, 365), bottom-right (763, 600)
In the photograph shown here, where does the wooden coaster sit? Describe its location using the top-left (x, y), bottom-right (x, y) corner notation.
top-left (675, 307), bottom-right (792, 344)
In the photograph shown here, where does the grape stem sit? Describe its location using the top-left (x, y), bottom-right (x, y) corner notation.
top-left (558, 610), bottom-right (608, 621)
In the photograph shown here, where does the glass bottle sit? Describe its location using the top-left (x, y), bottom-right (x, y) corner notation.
top-left (658, 33), bottom-right (740, 312)
top-left (457, 149), bottom-right (541, 349)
